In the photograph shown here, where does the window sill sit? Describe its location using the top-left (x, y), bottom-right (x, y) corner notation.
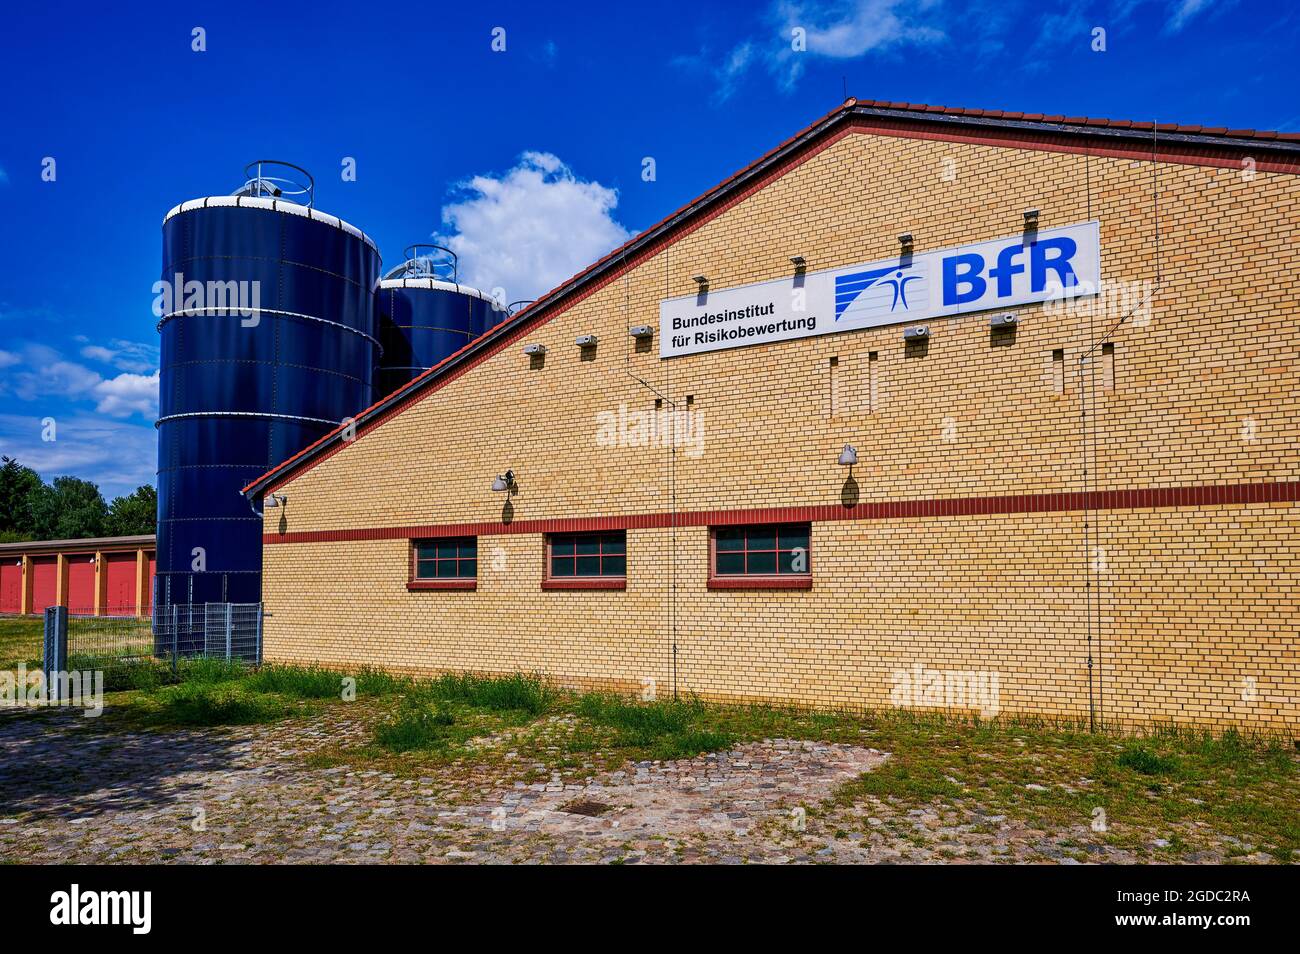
top-left (708, 576), bottom-right (812, 591)
top-left (407, 579), bottom-right (477, 591)
top-left (542, 578), bottom-right (627, 591)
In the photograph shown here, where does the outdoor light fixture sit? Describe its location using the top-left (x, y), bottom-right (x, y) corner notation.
top-left (265, 493), bottom-right (288, 508)
top-left (898, 232), bottom-right (914, 247)
top-left (491, 469), bottom-right (516, 493)
top-left (989, 313), bottom-right (1018, 329)
top-left (523, 343), bottom-right (546, 357)
top-left (790, 255), bottom-right (807, 268)
top-left (838, 444), bottom-right (858, 467)
top-left (1023, 208), bottom-right (1040, 225)
top-left (575, 334), bottom-right (597, 348)
top-left (693, 275), bottom-right (708, 288)
top-left (903, 325), bottom-right (930, 341)
top-left (628, 325), bottom-right (653, 339)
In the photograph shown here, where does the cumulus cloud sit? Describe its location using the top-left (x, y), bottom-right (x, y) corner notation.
top-left (1, 342), bottom-right (158, 420)
top-left (0, 412), bottom-right (156, 500)
top-left (436, 152), bottom-right (633, 304)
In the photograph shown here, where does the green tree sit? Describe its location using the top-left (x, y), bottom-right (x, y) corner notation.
top-left (106, 484), bottom-right (157, 536)
top-left (0, 456), bottom-right (44, 540)
top-left (27, 476), bottom-right (109, 540)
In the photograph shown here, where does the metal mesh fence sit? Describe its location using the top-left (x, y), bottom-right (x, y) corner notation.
top-left (61, 603), bottom-right (263, 672)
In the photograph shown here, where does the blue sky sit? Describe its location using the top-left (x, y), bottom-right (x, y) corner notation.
top-left (0, 0), bottom-right (1294, 500)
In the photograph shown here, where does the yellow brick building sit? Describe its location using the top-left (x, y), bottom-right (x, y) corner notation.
top-left (245, 100), bottom-right (1300, 733)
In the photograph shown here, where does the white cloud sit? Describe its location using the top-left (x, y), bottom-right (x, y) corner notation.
top-left (78, 337), bottom-right (159, 374)
top-left (0, 350), bottom-right (18, 369)
top-left (0, 412), bottom-right (156, 500)
top-left (436, 152), bottom-right (633, 303)
top-left (1165, 0), bottom-right (1214, 32)
top-left (678, 1), bottom-right (947, 101)
top-left (92, 370), bottom-right (160, 418)
top-left (1, 342), bottom-right (158, 420)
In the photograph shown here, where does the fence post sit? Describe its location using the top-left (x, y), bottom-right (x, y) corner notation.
top-left (43, 605), bottom-right (68, 705)
top-left (255, 603), bottom-right (264, 666)
top-left (224, 603), bottom-right (233, 660)
top-left (170, 603), bottom-right (179, 673)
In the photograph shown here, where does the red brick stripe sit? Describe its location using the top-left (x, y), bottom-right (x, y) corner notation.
top-left (263, 480), bottom-right (1300, 545)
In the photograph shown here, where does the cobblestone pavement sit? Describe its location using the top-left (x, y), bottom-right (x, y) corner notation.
top-left (0, 707), bottom-right (1270, 864)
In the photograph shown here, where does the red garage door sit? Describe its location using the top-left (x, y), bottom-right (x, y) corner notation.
top-left (66, 553), bottom-right (97, 613)
top-left (104, 552), bottom-right (137, 616)
top-left (145, 554), bottom-right (156, 613)
top-left (30, 556), bottom-right (58, 613)
top-left (0, 559), bottom-right (22, 614)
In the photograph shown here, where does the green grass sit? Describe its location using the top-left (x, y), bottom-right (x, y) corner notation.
top-left (20, 652), bottom-right (1298, 862)
top-left (153, 681), bottom-right (288, 726)
top-left (830, 715), bottom-right (1300, 861)
top-left (575, 693), bottom-right (736, 759)
top-left (374, 698), bottom-right (457, 752)
top-left (416, 672), bottom-right (554, 715)
top-left (0, 615), bottom-right (43, 671)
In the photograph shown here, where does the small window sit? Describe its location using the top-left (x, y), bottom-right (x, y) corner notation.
top-left (709, 523), bottom-right (812, 590)
top-left (409, 537), bottom-right (477, 590)
top-left (544, 531), bottom-right (626, 590)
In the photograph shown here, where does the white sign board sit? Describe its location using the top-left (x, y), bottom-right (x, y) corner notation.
top-left (659, 221), bottom-right (1100, 358)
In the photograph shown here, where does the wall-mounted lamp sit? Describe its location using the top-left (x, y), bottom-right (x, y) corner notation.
top-left (491, 469), bottom-right (516, 493)
top-left (265, 493), bottom-right (288, 508)
top-left (575, 334), bottom-right (597, 349)
top-left (898, 232), bottom-right (914, 248)
top-left (838, 444), bottom-right (858, 467)
top-left (693, 275), bottom-right (708, 289)
top-left (628, 325), bottom-right (653, 339)
top-left (989, 313), bottom-right (1018, 329)
top-left (790, 255), bottom-right (807, 269)
top-left (903, 325), bottom-right (930, 341)
top-left (1023, 208), bottom-right (1040, 226)
top-left (523, 343), bottom-right (546, 357)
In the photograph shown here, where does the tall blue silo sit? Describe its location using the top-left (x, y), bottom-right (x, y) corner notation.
top-left (374, 245), bottom-right (504, 397)
top-left (155, 162), bottom-right (381, 615)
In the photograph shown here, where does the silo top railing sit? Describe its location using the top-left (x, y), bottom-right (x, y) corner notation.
top-left (232, 160), bottom-right (315, 208)
top-left (382, 244), bottom-right (458, 283)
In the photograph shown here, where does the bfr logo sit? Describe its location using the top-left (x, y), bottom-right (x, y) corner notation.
top-left (943, 236), bottom-right (1080, 306)
top-left (835, 265), bottom-right (922, 321)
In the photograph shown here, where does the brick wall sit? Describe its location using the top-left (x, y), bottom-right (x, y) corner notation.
top-left (261, 122), bottom-right (1300, 732)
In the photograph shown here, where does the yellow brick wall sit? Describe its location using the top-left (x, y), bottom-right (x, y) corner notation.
top-left (261, 125), bottom-right (1300, 732)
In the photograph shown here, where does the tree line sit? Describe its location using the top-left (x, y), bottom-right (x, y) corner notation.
top-left (0, 456), bottom-right (156, 543)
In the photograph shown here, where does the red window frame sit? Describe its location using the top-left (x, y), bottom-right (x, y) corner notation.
top-left (542, 531), bottom-right (626, 591)
top-left (708, 523), bottom-right (812, 590)
top-left (408, 537), bottom-right (477, 591)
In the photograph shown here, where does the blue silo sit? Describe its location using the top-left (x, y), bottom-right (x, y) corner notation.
top-left (374, 245), bottom-right (504, 397)
top-left (155, 162), bottom-right (381, 612)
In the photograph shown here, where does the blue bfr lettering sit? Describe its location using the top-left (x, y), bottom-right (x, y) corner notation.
top-left (1031, 237), bottom-right (1079, 292)
top-left (942, 253), bottom-right (986, 305)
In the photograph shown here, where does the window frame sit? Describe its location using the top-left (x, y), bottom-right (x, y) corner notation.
top-left (407, 536), bottom-right (478, 591)
top-left (708, 523), bottom-right (813, 590)
top-left (542, 530), bottom-right (627, 591)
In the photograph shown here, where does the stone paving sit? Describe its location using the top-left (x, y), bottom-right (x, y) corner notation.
top-left (0, 706), bottom-right (1274, 864)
